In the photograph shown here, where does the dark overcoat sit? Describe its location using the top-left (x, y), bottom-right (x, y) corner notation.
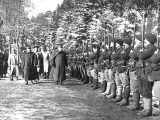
top-left (23, 52), bottom-right (37, 81)
top-left (49, 50), bottom-right (59, 79)
top-left (49, 50), bottom-right (68, 82)
top-left (0, 52), bottom-right (4, 76)
top-left (3, 53), bottom-right (8, 75)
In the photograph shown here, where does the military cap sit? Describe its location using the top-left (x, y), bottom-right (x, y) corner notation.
top-left (92, 42), bottom-right (100, 49)
top-left (122, 37), bottom-right (132, 45)
top-left (114, 38), bottom-right (123, 46)
top-left (145, 33), bottom-right (157, 44)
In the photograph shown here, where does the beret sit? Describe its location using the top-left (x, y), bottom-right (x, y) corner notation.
top-left (114, 38), bottom-right (123, 46)
top-left (145, 33), bottom-right (157, 44)
top-left (92, 43), bottom-right (100, 49)
top-left (122, 37), bottom-right (132, 45)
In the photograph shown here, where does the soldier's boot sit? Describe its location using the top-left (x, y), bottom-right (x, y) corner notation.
top-left (106, 83), bottom-right (116, 99)
top-left (46, 72), bottom-right (49, 79)
top-left (25, 80), bottom-right (28, 85)
top-left (80, 76), bottom-right (85, 82)
top-left (118, 87), bottom-right (130, 106)
top-left (99, 81), bottom-right (107, 93)
top-left (137, 97), bottom-right (152, 117)
top-left (91, 77), bottom-right (95, 87)
top-left (130, 92), bottom-right (140, 110)
top-left (92, 79), bottom-right (98, 90)
top-left (113, 86), bottom-right (122, 102)
top-left (10, 76), bottom-right (13, 81)
top-left (78, 73), bottom-right (82, 80)
top-left (89, 76), bottom-right (93, 85)
top-left (44, 72), bottom-right (46, 79)
top-left (102, 82), bottom-right (111, 95)
top-left (83, 75), bottom-right (89, 84)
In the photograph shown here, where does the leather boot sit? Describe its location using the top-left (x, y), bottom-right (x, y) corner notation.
top-left (89, 76), bottom-right (93, 85)
top-left (101, 82), bottom-right (111, 95)
top-left (130, 92), bottom-right (140, 110)
top-left (90, 77), bottom-right (95, 87)
top-left (114, 86), bottom-right (123, 102)
top-left (106, 83), bottom-right (116, 99)
top-left (83, 75), bottom-right (89, 84)
top-left (137, 98), bottom-right (152, 117)
top-left (99, 81), bottom-right (107, 93)
top-left (46, 72), bottom-right (49, 79)
top-left (92, 79), bottom-right (98, 90)
top-left (44, 72), bottom-right (46, 79)
top-left (118, 87), bottom-right (130, 106)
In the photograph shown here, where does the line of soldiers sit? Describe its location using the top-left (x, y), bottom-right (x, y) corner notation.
top-left (68, 33), bottom-right (160, 117)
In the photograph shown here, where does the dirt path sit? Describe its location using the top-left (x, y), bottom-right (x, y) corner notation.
top-left (0, 76), bottom-right (160, 120)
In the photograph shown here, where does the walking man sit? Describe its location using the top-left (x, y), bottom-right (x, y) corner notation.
top-left (23, 46), bottom-right (37, 85)
top-left (8, 49), bottom-right (20, 81)
top-left (49, 43), bottom-right (68, 85)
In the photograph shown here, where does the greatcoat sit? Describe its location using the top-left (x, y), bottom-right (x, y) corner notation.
top-left (23, 52), bottom-right (37, 82)
top-left (49, 50), bottom-right (68, 82)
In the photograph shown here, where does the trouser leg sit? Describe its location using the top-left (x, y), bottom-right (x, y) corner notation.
top-left (114, 86), bottom-right (122, 102)
top-left (106, 83), bottom-right (116, 99)
top-left (99, 81), bottom-right (107, 93)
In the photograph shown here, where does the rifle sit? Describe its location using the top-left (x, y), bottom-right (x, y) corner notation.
top-left (157, 0), bottom-right (160, 48)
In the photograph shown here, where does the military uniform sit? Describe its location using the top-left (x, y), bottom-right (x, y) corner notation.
top-left (101, 47), bottom-right (113, 96)
top-left (150, 49), bottom-right (160, 109)
top-left (136, 33), bottom-right (157, 117)
top-left (129, 44), bottom-right (141, 110)
top-left (89, 43), bottom-right (100, 90)
top-left (117, 37), bottom-right (132, 106)
top-left (107, 39), bottom-right (123, 99)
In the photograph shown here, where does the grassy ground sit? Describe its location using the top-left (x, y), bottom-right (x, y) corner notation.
top-left (0, 75), bottom-right (160, 120)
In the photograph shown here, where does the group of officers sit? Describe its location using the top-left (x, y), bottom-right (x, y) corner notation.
top-left (7, 45), bottom-right (51, 85)
top-left (7, 43), bottom-right (68, 85)
top-left (68, 33), bottom-right (160, 117)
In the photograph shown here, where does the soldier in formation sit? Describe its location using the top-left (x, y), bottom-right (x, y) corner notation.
top-left (69, 33), bottom-right (160, 117)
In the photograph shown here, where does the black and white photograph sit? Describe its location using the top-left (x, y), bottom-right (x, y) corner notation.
top-left (0, 0), bottom-right (160, 119)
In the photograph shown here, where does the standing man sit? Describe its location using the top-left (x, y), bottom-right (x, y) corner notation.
top-left (19, 47), bottom-right (26, 78)
top-left (34, 45), bottom-right (43, 80)
top-left (23, 46), bottom-right (37, 85)
top-left (42, 46), bottom-right (50, 79)
top-left (136, 33), bottom-right (157, 117)
top-left (8, 49), bottom-right (20, 81)
top-left (49, 43), bottom-right (68, 85)
top-left (3, 50), bottom-right (8, 78)
top-left (0, 49), bottom-right (4, 79)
